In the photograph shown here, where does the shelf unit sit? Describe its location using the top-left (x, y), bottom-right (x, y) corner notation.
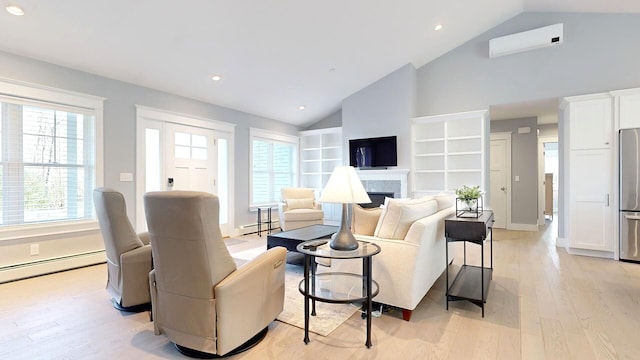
top-left (299, 127), bottom-right (343, 223)
top-left (411, 110), bottom-right (487, 196)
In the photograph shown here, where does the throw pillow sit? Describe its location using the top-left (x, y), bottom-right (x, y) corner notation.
top-left (286, 198), bottom-right (315, 210)
top-left (351, 204), bottom-right (383, 236)
top-left (434, 193), bottom-right (455, 211)
top-left (373, 197), bottom-right (410, 236)
top-left (376, 198), bottom-right (438, 240)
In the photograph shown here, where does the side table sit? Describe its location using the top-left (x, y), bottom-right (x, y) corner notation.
top-left (296, 240), bottom-right (380, 348)
top-left (444, 210), bottom-right (494, 317)
top-left (256, 207), bottom-right (273, 236)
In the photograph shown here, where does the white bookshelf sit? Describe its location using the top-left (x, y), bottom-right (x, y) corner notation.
top-left (299, 127), bottom-right (343, 223)
top-left (411, 110), bottom-right (487, 196)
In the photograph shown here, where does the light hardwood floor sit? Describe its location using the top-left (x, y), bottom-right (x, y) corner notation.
top-left (2, 221), bottom-right (640, 359)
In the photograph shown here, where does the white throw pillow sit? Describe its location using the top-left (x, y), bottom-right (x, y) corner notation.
top-left (374, 197), bottom-right (410, 237)
top-left (286, 198), bottom-right (315, 210)
top-left (375, 197), bottom-right (438, 239)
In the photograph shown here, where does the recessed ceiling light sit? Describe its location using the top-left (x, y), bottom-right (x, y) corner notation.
top-left (211, 75), bottom-right (222, 81)
top-left (434, 24), bottom-right (443, 31)
top-left (6, 5), bottom-right (25, 16)
top-left (298, 105), bottom-right (306, 110)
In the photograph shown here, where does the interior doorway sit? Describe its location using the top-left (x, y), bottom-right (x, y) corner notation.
top-left (490, 133), bottom-right (512, 229)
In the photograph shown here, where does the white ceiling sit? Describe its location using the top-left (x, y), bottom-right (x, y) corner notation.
top-left (1, 1), bottom-right (639, 127)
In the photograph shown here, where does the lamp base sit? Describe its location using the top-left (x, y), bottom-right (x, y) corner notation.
top-left (329, 203), bottom-right (359, 251)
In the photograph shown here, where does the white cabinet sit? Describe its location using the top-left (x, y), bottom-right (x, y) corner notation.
top-left (412, 110), bottom-right (487, 196)
top-left (568, 97), bottom-right (612, 150)
top-left (568, 149), bottom-right (613, 251)
top-left (563, 94), bottom-right (614, 253)
top-left (299, 127), bottom-right (342, 223)
top-left (613, 88), bottom-right (640, 130)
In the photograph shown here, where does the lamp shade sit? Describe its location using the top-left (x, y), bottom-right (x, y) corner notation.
top-left (319, 166), bottom-right (371, 204)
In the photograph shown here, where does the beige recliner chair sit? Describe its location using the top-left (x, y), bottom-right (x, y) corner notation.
top-left (278, 187), bottom-right (324, 231)
top-left (93, 187), bottom-right (152, 311)
top-left (145, 191), bottom-right (286, 357)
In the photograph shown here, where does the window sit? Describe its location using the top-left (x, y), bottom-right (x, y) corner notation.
top-left (0, 80), bottom-right (102, 228)
top-left (250, 128), bottom-right (298, 206)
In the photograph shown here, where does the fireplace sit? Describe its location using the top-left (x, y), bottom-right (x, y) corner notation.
top-left (361, 192), bottom-right (394, 208)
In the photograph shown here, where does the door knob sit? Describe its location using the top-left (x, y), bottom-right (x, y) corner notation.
top-left (500, 186), bottom-right (506, 191)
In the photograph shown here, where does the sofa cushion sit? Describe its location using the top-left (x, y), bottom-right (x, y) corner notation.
top-left (373, 197), bottom-right (409, 236)
top-left (434, 193), bottom-right (455, 211)
top-left (375, 198), bottom-right (438, 240)
top-left (282, 208), bottom-right (324, 221)
top-left (286, 198), bottom-right (315, 210)
top-left (351, 204), bottom-right (383, 236)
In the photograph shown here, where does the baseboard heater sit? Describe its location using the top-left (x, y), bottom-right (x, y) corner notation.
top-left (0, 250), bottom-right (106, 283)
top-left (238, 221), bottom-right (280, 235)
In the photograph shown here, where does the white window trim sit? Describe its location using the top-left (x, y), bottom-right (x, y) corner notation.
top-left (249, 127), bottom-right (299, 208)
top-left (0, 78), bottom-right (104, 241)
top-left (135, 105), bottom-right (236, 232)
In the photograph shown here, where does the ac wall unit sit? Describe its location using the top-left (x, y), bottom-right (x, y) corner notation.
top-left (489, 23), bottom-right (563, 58)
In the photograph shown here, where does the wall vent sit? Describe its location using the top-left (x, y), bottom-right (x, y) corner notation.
top-left (489, 23), bottom-right (563, 58)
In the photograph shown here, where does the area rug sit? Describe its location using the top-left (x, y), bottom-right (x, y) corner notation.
top-left (232, 246), bottom-right (358, 336)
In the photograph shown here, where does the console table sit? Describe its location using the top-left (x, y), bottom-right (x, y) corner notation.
top-left (444, 211), bottom-right (494, 317)
top-left (296, 240), bottom-right (380, 347)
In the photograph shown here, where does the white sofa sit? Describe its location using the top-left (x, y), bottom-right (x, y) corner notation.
top-left (318, 195), bottom-right (455, 321)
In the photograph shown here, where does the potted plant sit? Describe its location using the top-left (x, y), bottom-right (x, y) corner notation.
top-left (455, 185), bottom-right (483, 217)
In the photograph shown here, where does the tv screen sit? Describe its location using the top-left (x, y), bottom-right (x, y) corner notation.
top-left (349, 136), bottom-right (397, 168)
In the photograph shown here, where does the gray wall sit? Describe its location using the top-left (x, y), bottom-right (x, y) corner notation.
top-left (0, 50), bottom-right (300, 229)
top-left (416, 12), bottom-right (640, 237)
top-left (342, 64), bottom-right (416, 170)
top-left (538, 124), bottom-right (559, 138)
top-left (491, 117), bottom-right (539, 225)
top-left (306, 109), bottom-right (342, 130)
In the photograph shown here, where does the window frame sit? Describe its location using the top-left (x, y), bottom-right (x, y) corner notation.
top-left (249, 128), bottom-right (298, 208)
top-left (0, 78), bottom-right (104, 240)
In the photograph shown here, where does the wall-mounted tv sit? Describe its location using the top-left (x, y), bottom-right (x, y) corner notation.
top-left (349, 136), bottom-right (397, 169)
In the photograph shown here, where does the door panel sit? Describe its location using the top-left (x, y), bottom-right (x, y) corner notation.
top-left (490, 138), bottom-right (507, 229)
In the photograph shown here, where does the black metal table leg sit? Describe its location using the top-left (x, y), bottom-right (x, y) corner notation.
top-left (303, 254), bottom-right (310, 344)
top-left (365, 256), bottom-right (372, 348)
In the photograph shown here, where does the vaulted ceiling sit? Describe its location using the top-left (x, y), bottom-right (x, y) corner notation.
top-left (1, 0), bottom-right (638, 126)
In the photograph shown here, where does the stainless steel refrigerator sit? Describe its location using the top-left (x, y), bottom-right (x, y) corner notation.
top-left (620, 128), bottom-right (640, 262)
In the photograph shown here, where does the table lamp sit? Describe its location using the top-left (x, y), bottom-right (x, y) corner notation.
top-left (319, 166), bottom-right (371, 250)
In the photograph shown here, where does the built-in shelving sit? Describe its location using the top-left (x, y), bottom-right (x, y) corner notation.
top-left (299, 127), bottom-right (343, 223)
top-left (411, 110), bottom-right (487, 196)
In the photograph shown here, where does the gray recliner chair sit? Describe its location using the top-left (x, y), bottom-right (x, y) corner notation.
top-left (144, 190), bottom-right (286, 357)
top-left (93, 187), bottom-right (152, 311)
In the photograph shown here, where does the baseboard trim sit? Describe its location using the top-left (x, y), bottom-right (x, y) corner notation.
top-left (566, 247), bottom-right (614, 259)
top-left (0, 251), bottom-right (106, 283)
top-left (508, 223), bottom-right (539, 232)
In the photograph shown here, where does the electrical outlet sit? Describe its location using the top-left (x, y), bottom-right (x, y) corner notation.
top-left (30, 243), bottom-right (39, 256)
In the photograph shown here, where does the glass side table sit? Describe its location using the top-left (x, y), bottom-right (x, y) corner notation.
top-left (296, 240), bottom-right (381, 348)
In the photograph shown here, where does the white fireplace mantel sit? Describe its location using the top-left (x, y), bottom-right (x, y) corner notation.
top-left (355, 168), bottom-right (409, 198)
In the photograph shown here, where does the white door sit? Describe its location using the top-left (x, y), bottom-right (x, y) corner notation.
top-left (164, 123), bottom-right (232, 234)
top-left (490, 134), bottom-right (510, 229)
top-left (165, 123), bottom-right (217, 193)
top-left (569, 149), bottom-right (613, 251)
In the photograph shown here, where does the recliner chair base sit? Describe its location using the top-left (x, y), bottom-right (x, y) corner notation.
top-left (111, 298), bottom-right (151, 313)
top-left (174, 327), bottom-right (268, 358)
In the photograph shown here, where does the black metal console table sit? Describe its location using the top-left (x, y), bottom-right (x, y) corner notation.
top-left (444, 210), bottom-right (494, 317)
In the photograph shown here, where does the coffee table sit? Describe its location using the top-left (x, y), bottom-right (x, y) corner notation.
top-left (266, 224), bottom-right (338, 252)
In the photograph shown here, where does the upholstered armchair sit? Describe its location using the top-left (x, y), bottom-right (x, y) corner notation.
top-left (144, 191), bottom-right (286, 357)
top-left (93, 187), bottom-right (152, 311)
top-left (278, 187), bottom-right (324, 231)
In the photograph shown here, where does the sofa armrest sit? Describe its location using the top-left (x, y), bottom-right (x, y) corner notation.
top-left (137, 231), bottom-right (151, 245)
top-left (215, 247), bottom-right (286, 354)
top-left (119, 244), bottom-right (153, 307)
